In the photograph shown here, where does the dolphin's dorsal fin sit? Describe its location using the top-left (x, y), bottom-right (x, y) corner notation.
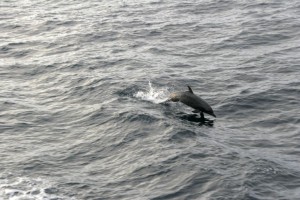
top-left (187, 86), bottom-right (194, 94)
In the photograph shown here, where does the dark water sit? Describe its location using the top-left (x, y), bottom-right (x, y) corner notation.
top-left (1, 0), bottom-right (300, 199)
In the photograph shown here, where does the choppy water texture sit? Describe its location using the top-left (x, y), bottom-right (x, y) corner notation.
top-left (1, 0), bottom-right (300, 199)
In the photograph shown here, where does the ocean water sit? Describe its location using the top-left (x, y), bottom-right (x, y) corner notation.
top-left (1, 0), bottom-right (300, 199)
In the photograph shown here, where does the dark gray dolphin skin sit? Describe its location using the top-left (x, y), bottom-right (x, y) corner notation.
top-left (168, 86), bottom-right (216, 120)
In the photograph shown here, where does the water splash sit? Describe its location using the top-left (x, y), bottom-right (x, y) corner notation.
top-left (134, 81), bottom-right (170, 104)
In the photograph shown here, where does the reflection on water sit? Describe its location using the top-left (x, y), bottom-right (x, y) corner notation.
top-left (178, 113), bottom-right (215, 127)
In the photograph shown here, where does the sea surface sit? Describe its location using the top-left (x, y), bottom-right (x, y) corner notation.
top-left (1, 0), bottom-right (300, 199)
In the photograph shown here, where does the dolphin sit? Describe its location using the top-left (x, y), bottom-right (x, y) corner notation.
top-left (168, 86), bottom-right (216, 120)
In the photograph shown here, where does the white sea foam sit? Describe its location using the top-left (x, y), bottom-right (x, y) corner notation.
top-left (134, 81), bottom-right (170, 104)
top-left (0, 177), bottom-right (75, 200)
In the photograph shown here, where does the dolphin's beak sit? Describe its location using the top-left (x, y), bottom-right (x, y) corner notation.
top-left (160, 98), bottom-right (171, 104)
top-left (165, 98), bottom-right (172, 103)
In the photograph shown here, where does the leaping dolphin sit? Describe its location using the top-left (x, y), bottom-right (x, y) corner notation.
top-left (168, 86), bottom-right (216, 120)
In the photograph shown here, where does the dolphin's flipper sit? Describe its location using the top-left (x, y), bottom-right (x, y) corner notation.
top-left (200, 112), bottom-right (204, 120)
top-left (187, 86), bottom-right (194, 94)
top-left (192, 109), bottom-right (199, 113)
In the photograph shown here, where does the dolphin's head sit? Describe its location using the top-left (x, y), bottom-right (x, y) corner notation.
top-left (169, 93), bottom-right (181, 102)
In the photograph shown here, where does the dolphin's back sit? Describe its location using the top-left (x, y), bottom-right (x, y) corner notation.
top-left (169, 86), bottom-right (216, 117)
top-left (179, 92), bottom-right (213, 113)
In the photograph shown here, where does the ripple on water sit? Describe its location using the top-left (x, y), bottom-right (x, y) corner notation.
top-left (1, 0), bottom-right (300, 199)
